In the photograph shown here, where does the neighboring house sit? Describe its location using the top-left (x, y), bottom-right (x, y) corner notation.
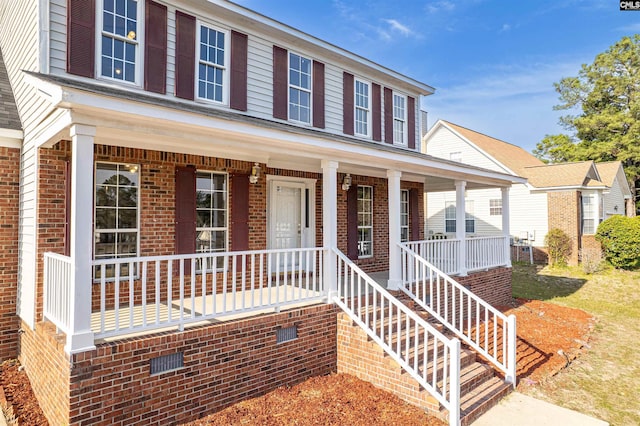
top-left (0, 2), bottom-right (524, 425)
top-left (424, 120), bottom-right (634, 265)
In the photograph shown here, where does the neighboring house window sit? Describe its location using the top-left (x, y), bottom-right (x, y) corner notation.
top-left (582, 194), bottom-right (595, 234)
top-left (444, 200), bottom-right (475, 233)
top-left (197, 24), bottom-right (228, 103)
top-left (196, 171), bottom-right (228, 269)
top-left (450, 151), bottom-right (462, 162)
top-left (99, 0), bottom-right (142, 83)
top-left (400, 189), bottom-right (409, 242)
top-left (94, 162), bottom-right (140, 279)
top-left (289, 52), bottom-right (312, 123)
top-left (355, 79), bottom-right (371, 137)
top-left (358, 186), bottom-right (373, 257)
top-left (489, 199), bottom-right (502, 216)
top-left (393, 93), bottom-right (407, 145)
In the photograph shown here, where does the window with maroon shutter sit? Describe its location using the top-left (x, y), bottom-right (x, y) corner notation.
top-left (384, 87), bottom-right (393, 144)
top-left (273, 46), bottom-right (288, 120)
top-left (407, 96), bottom-right (416, 150)
top-left (372, 83), bottom-right (382, 141)
top-left (175, 165), bottom-right (196, 263)
top-left (230, 174), bottom-right (249, 251)
top-left (144, 0), bottom-right (167, 94)
top-left (194, 171), bottom-right (229, 270)
top-left (230, 31), bottom-right (248, 111)
top-left (409, 188), bottom-right (420, 241)
top-left (343, 72), bottom-right (354, 135)
top-left (67, 0), bottom-right (95, 78)
top-left (175, 11), bottom-right (196, 100)
top-left (346, 184), bottom-right (358, 260)
top-left (313, 60), bottom-right (325, 128)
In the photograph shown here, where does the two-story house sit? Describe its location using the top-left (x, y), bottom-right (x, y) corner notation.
top-left (0, 2), bottom-right (525, 425)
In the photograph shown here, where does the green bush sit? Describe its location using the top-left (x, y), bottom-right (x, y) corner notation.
top-left (595, 215), bottom-right (640, 270)
top-left (545, 228), bottom-right (572, 267)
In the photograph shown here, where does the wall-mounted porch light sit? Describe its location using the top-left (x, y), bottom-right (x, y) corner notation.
top-left (614, 205), bottom-right (618, 212)
top-left (342, 174), bottom-right (352, 191)
top-left (249, 162), bottom-right (261, 184)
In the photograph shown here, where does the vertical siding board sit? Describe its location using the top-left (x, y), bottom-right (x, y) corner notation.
top-left (407, 96), bottom-right (416, 150)
top-left (312, 60), bottom-right (325, 128)
top-left (67, 0), bottom-right (95, 77)
top-left (174, 11), bottom-right (196, 100)
top-left (230, 31), bottom-right (248, 111)
top-left (409, 188), bottom-right (420, 241)
top-left (272, 45), bottom-right (288, 120)
top-left (231, 174), bottom-right (250, 251)
top-left (346, 184), bottom-right (358, 260)
top-left (342, 72), bottom-right (354, 136)
top-left (384, 87), bottom-right (393, 144)
top-left (372, 83), bottom-right (382, 142)
top-left (144, 0), bottom-right (168, 94)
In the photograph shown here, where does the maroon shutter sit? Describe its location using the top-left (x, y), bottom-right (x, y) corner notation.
top-left (409, 188), bottom-right (420, 241)
top-left (312, 60), bottom-right (325, 128)
top-left (343, 72), bottom-right (354, 135)
top-left (230, 31), bottom-right (248, 111)
top-left (372, 83), bottom-right (382, 141)
top-left (67, 0), bottom-right (95, 77)
top-left (64, 160), bottom-right (71, 257)
top-left (384, 88), bottom-right (393, 144)
top-left (346, 184), bottom-right (358, 260)
top-left (273, 46), bottom-right (288, 120)
top-left (175, 166), bottom-right (196, 274)
top-left (407, 96), bottom-right (416, 150)
top-left (231, 174), bottom-right (249, 251)
top-left (175, 11), bottom-right (196, 100)
top-left (144, 0), bottom-right (167, 94)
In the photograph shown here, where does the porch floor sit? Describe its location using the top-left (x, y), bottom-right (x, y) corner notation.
top-left (92, 284), bottom-right (325, 342)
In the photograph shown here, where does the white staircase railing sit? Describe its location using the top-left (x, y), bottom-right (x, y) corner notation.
top-left (332, 248), bottom-right (461, 426)
top-left (399, 243), bottom-right (517, 385)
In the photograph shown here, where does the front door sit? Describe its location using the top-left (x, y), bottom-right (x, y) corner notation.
top-left (271, 181), bottom-right (305, 250)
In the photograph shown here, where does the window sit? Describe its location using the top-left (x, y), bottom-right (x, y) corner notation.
top-left (355, 79), bottom-right (371, 137)
top-left (489, 199), bottom-right (502, 216)
top-left (582, 194), bottom-right (595, 234)
top-left (400, 189), bottom-right (409, 242)
top-left (196, 172), bottom-right (228, 269)
top-left (94, 162), bottom-right (140, 279)
top-left (99, 0), bottom-right (142, 83)
top-left (358, 186), bottom-right (373, 257)
top-left (392, 93), bottom-right (406, 145)
top-left (197, 24), bottom-right (228, 103)
top-left (450, 151), bottom-right (462, 162)
top-left (444, 200), bottom-right (475, 233)
top-left (289, 52), bottom-right (312, 123)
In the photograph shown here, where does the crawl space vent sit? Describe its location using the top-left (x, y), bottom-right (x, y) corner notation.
top-left (150, 352), bottom-right (184, 375)
top-left (276, 325), bottom-right (298, 344)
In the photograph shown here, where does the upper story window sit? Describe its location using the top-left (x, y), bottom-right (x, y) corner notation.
top-left (355, 79), bottom-right (371, 137)
top-left (99, 0), bottom-right (143, 84)
top-left (289, 52), bottom-right (312, 124)
top-left (489, 199), bottom-right (502, 216)
top-left (450, 151), bottom-right (462, 162)
top-left (197, 24), bottom-right (228, 104)
top-left (393, 93), bottom-right (407, 145)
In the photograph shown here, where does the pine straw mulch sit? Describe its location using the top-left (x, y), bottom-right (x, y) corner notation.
top-left (0, 299), bottom-right (594, 426)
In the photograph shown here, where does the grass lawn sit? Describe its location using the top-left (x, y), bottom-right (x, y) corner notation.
top-left (512, 263), bottom-right (640, 426)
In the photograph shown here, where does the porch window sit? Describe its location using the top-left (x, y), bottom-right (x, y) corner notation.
top-left (400, 189), bottom-right (409, 242)
top-left (196, 171), bottom-right (228, 269)
top-left (444, 200), bottom-right (475, 233)
top-left (289, 52), bottom-right (312, 124)
top-left (489, 199), bottom-right (502, 216)
top-left (582, 194), bottom-right (595, 234)
top-left (358, 186), bottom-right (373, 258)
top-left (99, 0), bottom-right (142, 84)
top-left (94, 162), bottom-right (140, 279)
top-left (355, 79), bottom-right (371, 137)
top-left (393, 93), bottom-right (407, 145)
top-left (197, 23), bottom-right (228, 103)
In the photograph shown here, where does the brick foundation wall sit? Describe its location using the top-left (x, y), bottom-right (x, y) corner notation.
top-left (65, 304), bottom-right (337, 425)
top-left (580, 235), bottom-right (602, 262)
top-left (547, 191), bottom-right (581, 265)
top-left (0, 147), bottom-right (20, 361)
top-left (456, 268), bottom-right (512, 307)
top-left (511, 245), bottom-right (548, 264)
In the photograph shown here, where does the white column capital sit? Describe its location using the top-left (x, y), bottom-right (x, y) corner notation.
top-left (455, 180), bottom-right (467, 189)
top-left (70, 124), bottom-right (97, 138)
top-left (386, 169), bottom-right (402, 179)
top-left (321, 159), bottom-right (339, 171)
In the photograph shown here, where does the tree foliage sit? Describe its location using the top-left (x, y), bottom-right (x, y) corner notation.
top-left (595, 215), bottom-right (640, 270)
top-left (544, 228), bottom-right (572, 267)
top-left (534, 35), bottom-right (640, 210)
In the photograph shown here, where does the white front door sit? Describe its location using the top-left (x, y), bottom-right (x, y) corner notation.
top-left (271, 181), bottom-right (305, 250)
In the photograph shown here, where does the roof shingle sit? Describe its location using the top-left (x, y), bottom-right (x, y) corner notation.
top-left (0, 48), bottom-right (21, 131)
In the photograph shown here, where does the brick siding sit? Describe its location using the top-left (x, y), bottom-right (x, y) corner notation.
top-left (456, 267), bottom-right (512, 307)
top-left (547, 191), bottom-right (581, 265)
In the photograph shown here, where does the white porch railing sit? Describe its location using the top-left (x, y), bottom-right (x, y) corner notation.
top-left (466, 236), bottom-right (509, 272)
top-left (403, 239), bottom-right (461, 275)
top-left (43, 252), bottom-right (73, 335)
top-left (399, 243), bottom-right (517, 385)
top-left (333, 248), bottom-right (461, 426)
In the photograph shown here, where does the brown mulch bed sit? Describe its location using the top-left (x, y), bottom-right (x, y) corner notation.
top-left (0, 299), bottom-right (594, 425)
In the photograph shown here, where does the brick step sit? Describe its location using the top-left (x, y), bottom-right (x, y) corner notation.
top-left (459, 377), bottom-right (513, 426)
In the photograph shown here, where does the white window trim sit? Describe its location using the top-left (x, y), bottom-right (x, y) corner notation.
top-left (354, 78), bottom-right (372, 138)
top-left (195, 170), bottom-right (229, 271)
top-left (358, 185), bottom-right (374, 259)
top-left (400, 189), bottom-right (409, 242)
top-left (489, 198), bottom-right (502, 216)
top-left (95, 0), bottom-right (145, 86)
top-left (444, 200), bottom-right (475, 233)
top-left (288, 50), bottom-right (313, 125)
top-left (195, 21), bottom-right (230, 106)
top-left (581, 193), bottom-right (596, 235)
top-left (392, 92), bottom-right (407, 146)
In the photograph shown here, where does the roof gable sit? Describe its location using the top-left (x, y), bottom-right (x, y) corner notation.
top-left (524, 161), bottom-right (606, 188)
top-left (595, 161), bottom-right (632, 196)
top-left (0, 49), bottom-right (21, 131)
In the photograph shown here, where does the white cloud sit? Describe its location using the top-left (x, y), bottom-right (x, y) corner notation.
top-left (384, 19), bottom-right (415, 37)
top-left (500, 23), bottom-right (511, 33)
top-left (426, 1), bottom-right (455, 14)
top-left (616, 23), bottom-right (640, 32)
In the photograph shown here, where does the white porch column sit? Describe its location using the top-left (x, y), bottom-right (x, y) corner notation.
top-left (455, 180), bottom-right (467, 276)
top-left (322, 160), bottom-right (338, 300)
top-left (387, 170), bottom-right (402, 290)
top-left (67, 124), bottom-right (96, 354)
top-left (501, 187), bottom-right (512, 267)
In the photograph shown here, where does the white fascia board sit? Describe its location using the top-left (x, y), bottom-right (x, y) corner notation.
top-left (0, 129), bottom-right (23, 148)
top-left (530, 185), bottom-right (610, 193)
top-left (29, 108), bottom-right (74, 148)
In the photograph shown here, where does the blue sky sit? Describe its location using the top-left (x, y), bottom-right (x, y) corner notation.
top-left (235, 0), bottom-right (640, 153)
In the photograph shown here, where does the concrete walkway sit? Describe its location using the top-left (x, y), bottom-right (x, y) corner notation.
top-left (473, 392), bottom-right (608, 426)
